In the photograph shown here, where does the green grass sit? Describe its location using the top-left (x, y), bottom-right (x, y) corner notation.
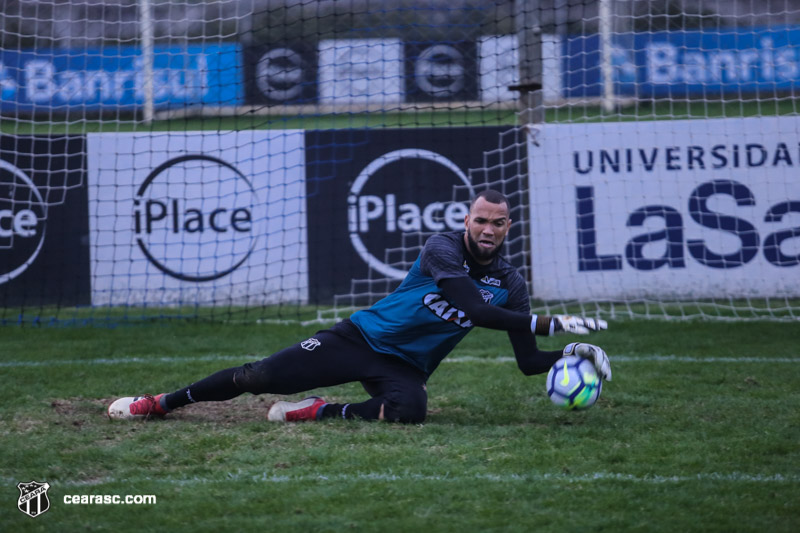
top-left (3, 97), bottom-right (797, 134)
top-left (1, 319), bottom-right (799, 532)
top-left (0, 108), bottom-right (519, 134)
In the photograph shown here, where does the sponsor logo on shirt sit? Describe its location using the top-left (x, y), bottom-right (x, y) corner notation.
top-left (422, 293), bottom-right (472, 328)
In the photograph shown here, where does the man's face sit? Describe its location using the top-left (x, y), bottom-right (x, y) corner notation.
top-left (463, 196), bottom-right (511, 264)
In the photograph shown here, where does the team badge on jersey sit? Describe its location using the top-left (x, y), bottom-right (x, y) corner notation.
top-left (17, 481), bottom-right (50, 518)
top-left (300, 337), bottom-right (321, 351)
top-left (480, 275), bottom-right (501, 287)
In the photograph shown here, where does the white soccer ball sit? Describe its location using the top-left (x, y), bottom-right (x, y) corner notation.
top-left (546, 356), bottom-right (603, 410)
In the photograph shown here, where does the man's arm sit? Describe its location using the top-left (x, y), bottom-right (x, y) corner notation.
top-left (438, 276), bottom-right (532, 330)
top-left (437, 277), bottom-right (606, 335)
top-left (439, 276), bottom-right (611, 379)
top-left (507, 329), bottom-right (563, 376)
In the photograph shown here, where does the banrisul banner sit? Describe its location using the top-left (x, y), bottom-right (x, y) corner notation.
top-left (304, 127), bottom-right (511, 303)
top-left (564, 26), bottom-right (800, 98)
top-left (0, 136), bottom-right (90, 306)
top-left (87, 131), bottom-right (307, 306)
top-left (528, 117), bottom-right (800, 301)
top-left (0, 45), bottom-right (241, 113)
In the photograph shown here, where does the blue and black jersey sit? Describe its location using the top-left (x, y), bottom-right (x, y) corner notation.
top-left (350, 231), bottom-right (529, 376)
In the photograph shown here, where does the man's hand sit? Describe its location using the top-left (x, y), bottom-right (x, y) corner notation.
top-left (563, 342), bottom-right (612, 381)
top-left (552, 315), bottom-right (607, 335)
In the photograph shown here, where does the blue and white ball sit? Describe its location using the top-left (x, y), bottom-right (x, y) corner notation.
top-left (546, 356), bottom-right (603, 410)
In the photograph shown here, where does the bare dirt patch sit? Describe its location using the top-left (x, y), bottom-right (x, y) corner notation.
top-left (51, 395), bottom-right (285, 426)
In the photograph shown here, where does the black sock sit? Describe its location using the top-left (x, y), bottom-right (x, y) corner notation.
top-left (320, 398), bottom-right (382, 420)
top-left (163, 367), bottom-right (242, 410)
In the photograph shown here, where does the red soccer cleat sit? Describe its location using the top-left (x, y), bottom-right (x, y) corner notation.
top-left (107, 393), bottom-right (168, 420)
top-left (267, 396), bottom-right (326, 422)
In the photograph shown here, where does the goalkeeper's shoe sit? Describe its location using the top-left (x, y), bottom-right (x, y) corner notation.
top-left (107, 394), bottom-right (168, 420)
top-left (267, 396), bottom-right (326, 422)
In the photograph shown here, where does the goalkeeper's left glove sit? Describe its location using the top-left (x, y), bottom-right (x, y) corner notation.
top-left (552, 315), bottom-right (607, 335)
top-left (563, 342), bottom-right (612, 381)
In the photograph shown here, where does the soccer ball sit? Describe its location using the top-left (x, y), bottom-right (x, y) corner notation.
top-left (546, 356), bottom-right (603, 410)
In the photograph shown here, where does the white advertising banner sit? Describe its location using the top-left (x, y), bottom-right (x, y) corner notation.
top-left (318, 38), bottom-right (403, 104)
top-left (528, 116), bottom-right (800, 300)
top-left (87, 131), bottom-right (308, 306)
top-left (478, 34), bottom-right (561, 104)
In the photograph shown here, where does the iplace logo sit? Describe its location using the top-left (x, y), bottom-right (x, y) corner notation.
top-left (133, 154), bottom-right (261, 282)
top-left (347, 149), bottom-right (474, 279)
top-left (0, 160), bottom-right (46, 284)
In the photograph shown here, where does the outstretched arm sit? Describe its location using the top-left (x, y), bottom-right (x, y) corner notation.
top-left (507, 329), bottom-right (563, 376)
top-left (438, 276), bottom-right (611, 378)
top-left (438, 277), bottom-right (607, 335)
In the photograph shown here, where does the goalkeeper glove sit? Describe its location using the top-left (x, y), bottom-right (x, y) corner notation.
top-left (563, 342), bottom-right (612, 381)
top-left (552, 315), bottom-right (607, 335)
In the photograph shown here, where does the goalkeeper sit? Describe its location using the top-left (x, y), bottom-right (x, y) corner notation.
top-left (109, 189), bottom-right (610, 424)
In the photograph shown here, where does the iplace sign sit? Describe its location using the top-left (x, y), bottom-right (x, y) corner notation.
top-left (304, 127), bottom-right (510, 303)
top-left (87, 131), bottom-right (308, 306)
top-left (0, 135), bottom-right (90, 306)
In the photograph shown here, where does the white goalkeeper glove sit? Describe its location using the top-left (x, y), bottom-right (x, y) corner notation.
top-left (563, 342), bottom-right (612, 381)
top-left (552, 315), bottom-right (607, 335)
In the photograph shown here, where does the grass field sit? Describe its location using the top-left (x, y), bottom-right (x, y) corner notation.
top-left (2, 97), bottom-right (797, 134)
top-left (2, 318), bottom-right (799, 532)
top-left (2, 96), bottom-right (799, 530)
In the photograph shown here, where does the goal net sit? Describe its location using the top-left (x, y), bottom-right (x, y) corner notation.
top-left (526, 0), bottom-right (800, 320)
top-left (0, 0), bottom-right (798, 324)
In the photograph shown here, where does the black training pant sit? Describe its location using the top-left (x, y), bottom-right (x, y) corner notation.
top-left (232, 320), bottom-right (428, 423)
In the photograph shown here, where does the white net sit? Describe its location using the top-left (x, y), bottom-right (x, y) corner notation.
top-left (0, 1), bottom-right (798, 324)
top-left (527, 0), bottom-right (800, 320)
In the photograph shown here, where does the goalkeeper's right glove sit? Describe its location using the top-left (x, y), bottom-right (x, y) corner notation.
top-left (563, 342), bottom-right (612, 381)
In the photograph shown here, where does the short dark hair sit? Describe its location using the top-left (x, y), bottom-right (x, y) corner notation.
top-left (470, 189), bottom-right (509, 210)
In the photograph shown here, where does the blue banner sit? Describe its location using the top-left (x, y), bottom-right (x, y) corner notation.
top-left (0, 45), bottom-right (241, 112)
top-left (563, 26), bottom-right (800, 99)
